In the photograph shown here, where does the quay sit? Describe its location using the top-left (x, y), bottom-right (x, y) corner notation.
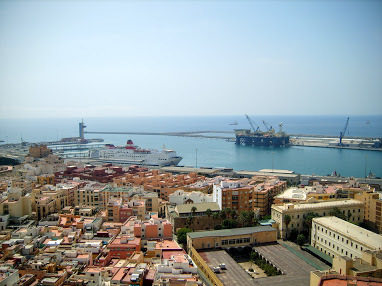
top-left (84, 130), bottom-right (381, 151)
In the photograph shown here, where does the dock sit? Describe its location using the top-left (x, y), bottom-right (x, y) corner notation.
top-left (84, 130), bottom-right (381, 151)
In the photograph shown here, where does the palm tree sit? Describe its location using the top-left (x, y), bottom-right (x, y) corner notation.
top-left (191, 206), bottom-right (197, 217)
top-left (231, 210), bottom-right (237, 220)
top-left (284, 214), bottom-right (291, 239)
top-left (206, 208), bottom-right (212, 229)
top-left (188, 206), bottom-right (197, 231)
top-left (212, 212), bottom-right (220, 229)
top-left (226, 207), bottom-right (232, 219)
top-left (239, 211), bottom-right (249, 227)
top-left (220, 209), bottom-right (227, 220)
top-left (248, 210), bottom-right (255, 226)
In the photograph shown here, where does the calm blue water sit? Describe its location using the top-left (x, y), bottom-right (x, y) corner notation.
top-left (1, 115), bottom-right (381, 178)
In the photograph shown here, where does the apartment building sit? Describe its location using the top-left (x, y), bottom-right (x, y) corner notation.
top-left (271, 199), bottom-right (364, 239)
top-left (100, 186), bottom-right (158, 211)
top-left (107, 198), bottom-right (146, 222)
top-left (29, 144), bottom-right (52, 158)
top-left (121, 216), bottom-right (173, 242)
top-left (113, 170), bottom-right (206, 201)
top-left (168, 189), bottom-right (213, 205)
top-left (31, 185), bottom-right (68, 220)
top-left (74, 182), bottom-right (105, 208)
top-left (213, 178), bottom-right (287, 216)
top-left (36, 174), bottom-right (55, 185)
top-left (0, 196), bottom-right (32, 218)
top-left (311, 216), bottom-right (382, 259)
top-left (354, 191), bottom-right (382, 233)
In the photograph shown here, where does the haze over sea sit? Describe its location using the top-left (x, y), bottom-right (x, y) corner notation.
top-left (1, 115), bottom-right (381, 178)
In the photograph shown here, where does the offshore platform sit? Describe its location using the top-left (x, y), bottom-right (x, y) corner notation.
top-left (235, 115), bottom-right (290, 147)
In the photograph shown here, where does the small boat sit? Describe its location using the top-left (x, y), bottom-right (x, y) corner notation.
top-left (229, 121), bottom-right (238, 125)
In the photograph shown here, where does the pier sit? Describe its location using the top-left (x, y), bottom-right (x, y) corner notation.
top-left (84, 130), bottom-right (381, 151)
top-left (84, 130), bottom-right (235, 140)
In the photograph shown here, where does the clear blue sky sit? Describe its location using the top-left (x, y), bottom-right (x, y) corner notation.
top-left (1, 0), bottom-right (381, 118)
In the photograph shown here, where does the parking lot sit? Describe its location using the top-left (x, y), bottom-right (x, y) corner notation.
top-left (199, 249), bottom-right (255, 285)
top-left (199, 243), bottom-right (321, 286)
top-left (253, 244), bottom-right (317, 286)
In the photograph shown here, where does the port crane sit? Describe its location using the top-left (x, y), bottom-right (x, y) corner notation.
top-left (245, 114), bottom-right (260, 132)
top-left (262, 120), bottom-right (274, 132)
top-left (339, 117), bottom-right (350, 146)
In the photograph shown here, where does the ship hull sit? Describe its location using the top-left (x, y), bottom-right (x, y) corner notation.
top-left (235, 134), bottom-right (290, 147)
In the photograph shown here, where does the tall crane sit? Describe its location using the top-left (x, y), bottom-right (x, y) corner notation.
top-left (339, 117), bottom-right (350, 146)
top-left (262, 120), bottom-right (273, 132)
top-left (245, 114), bottom-right (260, 132)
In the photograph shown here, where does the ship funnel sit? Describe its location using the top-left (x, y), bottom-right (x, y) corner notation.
top-left (279, 122), bottom-right (283, 133)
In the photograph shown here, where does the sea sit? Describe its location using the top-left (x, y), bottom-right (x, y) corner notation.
top-left (1, 115), bottom-right (381, 178)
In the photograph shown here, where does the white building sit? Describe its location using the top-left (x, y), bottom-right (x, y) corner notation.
top-left (271, 199), bottom-right (364, 239)
top-left (168, 190), bottom-right (213, 205)
top-left (311, 216), bottom-right (382, 259)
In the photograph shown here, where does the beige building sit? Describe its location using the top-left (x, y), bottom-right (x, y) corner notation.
top-left (73, 182), bottom-right (106, 208)
top-left (310, 250), bottom-right (382, 286)
top-left (187, 225), bottom-right (277, 250)
top-left (354, 191), bottom-right (382, 233)
top-left (311, 216), bottom-right (382, 260)
top-left (29, 144), bottom-right (52, 158)
top-left (0, 196), bottom-right (32, 218)
top-left (31, 185), bottom-right (68, 220)
top-left (271, 199), bottom-right (364, 239)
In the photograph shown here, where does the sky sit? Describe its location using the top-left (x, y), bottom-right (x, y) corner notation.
top-left (0, 0), bottom-right (381, 118)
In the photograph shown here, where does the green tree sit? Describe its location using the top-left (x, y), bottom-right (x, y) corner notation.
top-left (222, 219), bottom-right (231, 229)
top-left (220, 209), bottom-right (227, 220)
top-left (304, 212), bottom-right (320, 240)
top-left (284, 214), bottom-right (291, 239)
top-left (176, 228), bottom-right (191, 245)
top-left (226, 208), bottom-right (232, 219)
top-left (290, 229), bottom-right (299, 242)
top-left (329, 207), bottom-right (346, 220)
top-left (239, 211), bottom-right (249, 227)
top-left (248, 210), bottom-right (256, 226)
top-left (191, 206), bottom-right (197, 217)
top-left (296, 234), bottom-right (306, 247)
top-left (206, 208), bottom-right (212, 229)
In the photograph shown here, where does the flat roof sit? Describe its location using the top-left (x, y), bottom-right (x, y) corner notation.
top-left (175, 202), bottom-right (220, 214)
top-left (187, 225), bottom-right (276, 239)
top-left (160, 166), bottom-right (218, 175)
top-left (312, 216), bottom-right (382, 249)
top-left (303, 245), bottom-right (333, 264)
top-left (273, 199), bottom-right (363, 212)
top-left (259, 169), bottom-right (295, 174)
top-left (235, 170), bottom-right (299, 178)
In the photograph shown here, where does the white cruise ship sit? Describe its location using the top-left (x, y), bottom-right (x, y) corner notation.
top-left (89, 140), bottom-right (182, 166)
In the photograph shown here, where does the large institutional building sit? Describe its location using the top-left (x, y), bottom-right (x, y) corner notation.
top-left (311, 216), bottom-right (382, 259)
top-left (271, 199), bottom-right (364, 239)
top-left (187, 225), bottom-right (277, 250)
